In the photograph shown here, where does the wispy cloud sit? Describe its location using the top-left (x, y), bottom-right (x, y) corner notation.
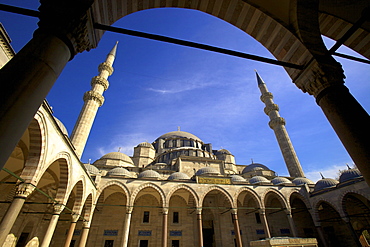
top-left (305, 163), bottom-right (350, 182)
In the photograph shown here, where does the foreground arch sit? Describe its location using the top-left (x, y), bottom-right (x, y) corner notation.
top-left (0, 0), bottom-right (368, 187)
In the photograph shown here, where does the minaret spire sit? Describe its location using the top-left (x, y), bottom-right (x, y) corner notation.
top-left (256, 71), bottom-right (305, 178)
top-left (71, 42), bottom-right (118, 159)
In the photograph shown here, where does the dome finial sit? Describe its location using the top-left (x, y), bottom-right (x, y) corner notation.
top-left (346, 163), bottom-right (351, 169)
top-left (251, 158), bottom-right (254, 164)
top-left (177, 126), bottom-right (181, 131)
top-left (320, 172), bottom-right (325, 179)
top-left (88, 158), bottom-right (91, 164)
top-left (118, 147), bottom-right (122, 152)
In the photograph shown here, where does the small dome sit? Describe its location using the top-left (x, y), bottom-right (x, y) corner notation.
top-left (217, 149), bottom-right (231, 155)
top-left (168, 172), bottom-right (190, 180)
top-left (138, 170), bottom-right (161, 179)
top-left (195, 167), bottom-right (220, 176)
top-left (101, 152), bottom-right (134, 164)
top-left (54, 117), bottom-right (69, 136)
top-left (157, 131), bottom-right (201, 141)
top-left (107, 167), bottom-right (130, 177)
top-left (230, 175), bottom-right (246, 182)
top-left (339, 168), bottom-right (362, 183)
top-left (137, 142), bottom-right (154, 149)
top-left (84, 164), bottom-right (100, 175)
top-left (242, 163), bottom-right (270, 174)
top-left (271, 177), bottom-right (291, 185)
top-left (292, 177), bottom-right (314, 186)
top-left (249, 176), bottom-right (270, 184)
top-left (314, 178), bottom-right (339, 191)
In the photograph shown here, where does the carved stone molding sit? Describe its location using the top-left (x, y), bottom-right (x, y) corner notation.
top-left (98, 62), bottom-right (114, 76)
top-left (83, 90), bottom-right (104, 106)
top-left (264, 104), bottom-right (279, 115)
top-left (162, 207), bottom-right (169, 215)
top-left (53, 204), bottom-right (66, 214)
top-left (260, 92), bottom-right (273, 103)
top-left (91, 76), bottom-right (109, 91)
top-left (15, 183), bottom-right (35, 198)
top-left (37, 1), bottom-right (97, 56)
top-left (294, 58), bottom-right (345, 98)
top-left (269, 117), bottom-right (286, 129)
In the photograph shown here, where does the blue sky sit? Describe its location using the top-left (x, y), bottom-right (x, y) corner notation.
top-left (1, 1), bottom-right (369, 182)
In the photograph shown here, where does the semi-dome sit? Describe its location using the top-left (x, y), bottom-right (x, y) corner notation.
top-left (54, 117), bottom-right (69, 136)
top-left (84, 164), bottom-right (100, 175)
top-left (107, 167), bottom-right (131, 177)
top-left (157, 131), bottom-right (201, 141)
top-left (339, 168), bottom-right (362, 183)
top-left (138, 170), bottom-right (161, 179)
top-left (217, 149), bottom-right (231, 155)
top-left (292, 177), bottom-right (314, 186)
top-left (249, 176), bottom-right (270, 184)
top-left (168, 172), bottom-right (190, 181)
top-left (195, 167), bottom-right (220, 176)
top-left (271, 177), bottom-right (292, 185)
top-left (101, 152), bottom-right (134, 164)
top-left (230, 175), bottom-right (246, 182)
top-left (242, 163), bottom-right (270, 174)
top-left (314, 178), bottom-right (339, 192)
top-left (137, 142), bottom-right (155, 149)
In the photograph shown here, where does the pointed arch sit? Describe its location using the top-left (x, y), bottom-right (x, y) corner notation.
top-left (166, 184), bottom-right (199, 207)
top-left (19, 112), bottom-right (47, 184)
top-left (199, 185), bottom-right (234, 208)
top-left (130, 182), bottom-right (166, 207)
top-left (262, 188), bottom-right (289, 209)
top-left (234, 187), bottom-right (262, 209)
top-left (95, 180), bottom-right (130, 205)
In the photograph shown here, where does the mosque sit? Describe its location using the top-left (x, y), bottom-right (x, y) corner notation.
top-left (0, 6), bottom-right (370, 247)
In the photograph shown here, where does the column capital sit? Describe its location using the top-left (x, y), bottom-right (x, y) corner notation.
top-left (37, 0), bottom-right (97, 57)
top-left (293, 58), bottom-right (345, 98)
top-left (196, 208), bottom-right (202, 215)
top-left (258, 208), bottom-right (266, 214)
top-left (230, 208), bottom-right (238, 215)
top-left (71, 213), bottom-right (80, 222)
top-left (15, 183), bottom-right (35, 198)
top-left (285, 208), bottom-right (292, 215)
top-left (126, 206), bottom-right (133, 214)
top-left (162, 207), bottom-right (169, 215)
top-left (53, 204), bottom-right (65, 214)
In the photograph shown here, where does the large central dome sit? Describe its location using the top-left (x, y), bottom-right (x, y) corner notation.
top-left (157, 131), bottom-right (202, 141)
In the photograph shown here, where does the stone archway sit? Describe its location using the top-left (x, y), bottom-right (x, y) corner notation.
top-left (316, 200), bottom-right (357, 247)
top-left (87, 183), bottom-right (129, 247)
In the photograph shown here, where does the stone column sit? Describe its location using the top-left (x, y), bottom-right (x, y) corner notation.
top-left (78, 222), bottom-right (90, 247)
top-left (41, 204), bottom-right (65, 247)
top-left (344, 217), bottom-right (362, 247)
top-left (231, 209), bottom-right (242, 247)
top-left (64, 214), bottom-right (80, 247)
top-left (0, 1), bottom-right (96, 169)
top-left (162, 208), bottom-right (169, 247)
top-left (121, 207), bottom-right (133, 247)
top-left (294, 60), bottom-right (370, 187)
top-left (315, 223), bottom-right (329, 247)
top-left (285, 209), bottom-right (297, 237)
top-left (259, 209), bottom-right (271, 238)
top-left (196, 208), bottom-right (204, 247)
top-left (0, 183), bottom-right (35, 246)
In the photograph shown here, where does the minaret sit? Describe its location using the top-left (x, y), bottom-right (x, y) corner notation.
top-left (71, 42), bottom-right (118, 159)
top-left (256, 71), bottom-right (304, 177)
